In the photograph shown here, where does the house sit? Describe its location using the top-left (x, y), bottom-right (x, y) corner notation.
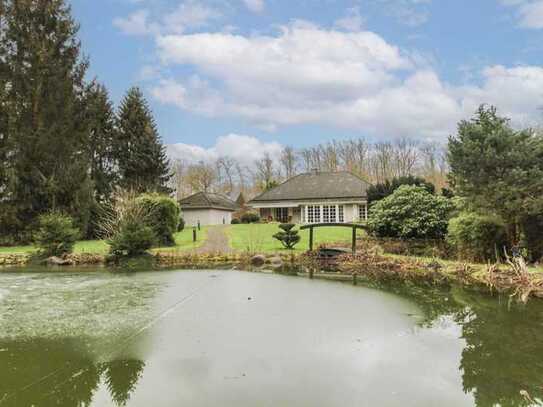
top-left (248, 170), bottom-right (371, 224)
top-left (179, 192), bottom-right (239, 226)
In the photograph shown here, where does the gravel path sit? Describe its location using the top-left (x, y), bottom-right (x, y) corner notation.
top-left (195, 226), bottom-right (232, 254)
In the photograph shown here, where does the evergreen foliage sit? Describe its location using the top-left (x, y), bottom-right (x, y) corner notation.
top-left (0, 0), bottom-right (93, 238)
top-left (273, 223), bottom-right (301, 249)
top-left (108, 221), bottom-right (156, 257)
top-left (116, 87), bottom-right (172, 194)
top-left (448, 105), bottom-right (543, 245)
top-left (34, 212), bottom-right (79, 257)
top-left (447, 212), bottom-right (507, 262)
top-left (0, 3), bottom-right (172, 244)
top-left (367, 185), bottom-right (453, 240)
top-left (136, 194), bottom-right (180, 246)
top-left (367, 175), bottom-right (435, 203)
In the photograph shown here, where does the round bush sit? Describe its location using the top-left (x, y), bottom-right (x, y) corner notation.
top-left (231, 218), bottom-right (241, 224)
top-left (241, 212), bottom-right (260, 224)
top-left (108, 221), bottom-right (156, 257)
top-left (447, 212), bottom-right (507, 262)
top-left (34, 212), bottom-right (79, 257)
top-left (367, 185), bottom-right (453, 240)
top-left (178, 217), bottom-right (185, 232)
top-left (137, 194), bottom-right (180, 246)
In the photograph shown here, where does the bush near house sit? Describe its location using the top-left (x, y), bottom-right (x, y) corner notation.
top-left (367, 185), bottom-right (453, 240)
top-left (136, 194), bottom-right (180, 246)
top-left (34, 212), bottom-right (79, 257)
top-left (241, 212), bottom-right (260, 224)
top-left (447, 212), bottom-right (507, 262)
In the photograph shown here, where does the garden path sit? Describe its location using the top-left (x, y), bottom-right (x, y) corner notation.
top-left (195, 225), bottom-right (231, 254)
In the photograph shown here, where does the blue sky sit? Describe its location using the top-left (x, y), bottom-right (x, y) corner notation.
top-left (71, 0), bottom-right (543, 161)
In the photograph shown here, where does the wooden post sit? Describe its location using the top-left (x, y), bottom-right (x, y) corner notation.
top-left (352, 226), bottom-right (357, 254)
top-left (309, 227), bottom-right (314, 251)
top-left (193, 227), bottom-right (197, 242)
top-left (352, 272), bottom-right (358, 286)
top-left (309, 268), bottom-right (314, 279)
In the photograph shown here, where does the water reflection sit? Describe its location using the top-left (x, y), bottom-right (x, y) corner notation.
top-left (388, 283), bottom-right (543, 407)
top-left (0, 338), bottom-right (145, 406)
top-left (1, 271), bottom-right (543, 406)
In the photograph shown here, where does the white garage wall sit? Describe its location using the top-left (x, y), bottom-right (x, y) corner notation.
top-left (183, 209), bottom-right (232, 226)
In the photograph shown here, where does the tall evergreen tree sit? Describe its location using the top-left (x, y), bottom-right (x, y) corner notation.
top-left (448, 105), bottom-right (543, 244)
top-left (0, 0), bottom-right (92, 239)
top-left (116, 87), bottom-right (171, 193)
top-left (85, 82), bottom-right (118, 204)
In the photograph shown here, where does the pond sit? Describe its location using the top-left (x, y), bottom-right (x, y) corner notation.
top-left (0, 268), bottom-right (542, 407)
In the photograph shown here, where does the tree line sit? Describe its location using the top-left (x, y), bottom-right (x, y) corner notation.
top-left (0, 0), bottom-right (171, 243)
top-left (171, 138), bottom-right (448, 200)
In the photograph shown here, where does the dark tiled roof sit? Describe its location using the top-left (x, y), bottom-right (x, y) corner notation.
top-left (250, 171), bottom-right (370, 202)
top-left (179, 192), bottom-right (239, 211)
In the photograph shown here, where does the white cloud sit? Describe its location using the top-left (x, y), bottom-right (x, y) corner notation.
top-left (113, 10), bottom-right (156, 36)
top-left (334, 7), bottom-right (365, 32)
top-left (113, 1), bottom-right (221, 36)
top-left (243, 0), bottom-right (265, 13)
top-left (151, 22), bottom-right (543, 140)
top-left (500, 0), bottom-right (543, 29)
top-left (166, 134), bottom-right (283, 166)
top-left (375, 0), bottom-right (432, 27)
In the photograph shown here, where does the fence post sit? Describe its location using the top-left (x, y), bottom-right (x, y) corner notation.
top-left (309, 227), bottom-right (314, 251)
top-left (352, 226), bottom-right (357, 254)
top-left (193, 227), bottom-right (197, 242)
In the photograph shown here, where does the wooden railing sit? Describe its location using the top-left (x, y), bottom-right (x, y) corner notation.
top-left (299, 223), bottom-right (368, 253)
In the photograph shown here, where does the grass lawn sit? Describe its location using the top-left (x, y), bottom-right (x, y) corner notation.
top-left (226, 223), bottom-right (366, 253)
top-left (0, 227), bottom-right (209, 256)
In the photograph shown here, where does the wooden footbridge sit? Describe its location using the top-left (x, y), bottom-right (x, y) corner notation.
top-left (300, 223), bottom-right (368, 253)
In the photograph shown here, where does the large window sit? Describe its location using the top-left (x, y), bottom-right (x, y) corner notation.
top-left (358, 204), bottom-right (368, 221)
top-left (307, 205), bottom-right (321, 223)
top-left (322, 205), bottom-right (337, 223)
top-left (306, 205), bottom-right (345, 224)
top-left (274, 207), bottom-right (289, 223)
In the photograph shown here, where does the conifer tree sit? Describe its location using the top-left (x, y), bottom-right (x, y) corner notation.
top-left (86, 82), bottom-right (118, 204)
top-left (116, 87), bottom-right (171, 194)
top-left (0, 0), bottom-right (92, 238)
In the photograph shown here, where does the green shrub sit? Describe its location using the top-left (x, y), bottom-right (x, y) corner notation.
top-left (367, 175), bottom-right (435, 204)
top-left (367, 185), bottom-right (454, 240)
top-left (136, 194), bottom-right (180, 246)
top-left (34, 212), bottom-right (79, 257)
top-left (108, 221), bottom-right (156, 257)
top-left (241, 212), bottom-right (260, 224)
top-left (178, 216), bottom-right (185, 232)
top-left (521, 214), bottom-right (543, 262)
top-left (447, 212), bottom-right (507, 262)
top-left (273, 223), bottom-right (301, 249)
top-left (231, 218), bottom-right (241, 224)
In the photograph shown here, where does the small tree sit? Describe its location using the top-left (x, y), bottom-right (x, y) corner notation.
top-left (136, 194), bottom-right (180, 246)
top-left (34, 212), bottom-right (79, 257)
top-left (273, 223), bottom-right (301, 249)
top-left (367, 185), bottom-right (453, 240)
top-left (98, 190), bottom-right (157, 257)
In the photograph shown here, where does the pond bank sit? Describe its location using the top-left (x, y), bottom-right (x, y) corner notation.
top-left (2, 248), bottom-right (543, 302)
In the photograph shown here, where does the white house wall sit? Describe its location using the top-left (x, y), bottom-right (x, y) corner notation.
top-left (183, 209), bottom-right (232, 227)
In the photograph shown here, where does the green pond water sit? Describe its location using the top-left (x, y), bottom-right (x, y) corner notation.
top-left (0, 269), bottom-right (542, 407)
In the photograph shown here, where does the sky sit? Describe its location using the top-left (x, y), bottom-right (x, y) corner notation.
top-left (71, 0), bottom-right (543, 164)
